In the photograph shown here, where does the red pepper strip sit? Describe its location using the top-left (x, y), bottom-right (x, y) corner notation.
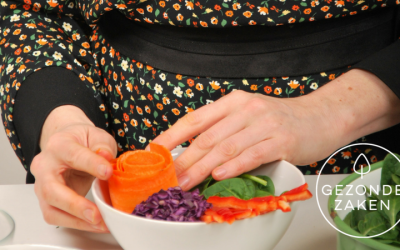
top-left (200, 214), bottom-right (214, 224)
top-left (201, 207), bottom-right (255, 224)
top-left (276, 196), bottom-right (291, 212)
top-left (282, 183), bottom-right (309, 196)
top-left (281, 190), bottom-right (313, 203)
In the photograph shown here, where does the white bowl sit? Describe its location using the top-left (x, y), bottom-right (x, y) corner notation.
top-left (92, 148), bottom-right (305, 250)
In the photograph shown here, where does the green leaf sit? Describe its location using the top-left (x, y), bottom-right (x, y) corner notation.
top-left (358, 211), bottom-right (398, 240)
top-left (123, 100), bottom-right (129, 108)
top-left (378, 187), bottom-right (400, 228)
top-left (8, 107), bottom-right (13, 113)
top-left (300, 2), bottom-right (307, 6)
top-left (299, 17), bottom-right (305, 23)
top-left (186, 18), bottom-right (190, 26)
top-left (381, 154), bottom-right (400, 187)
top-left (13, 9), bottom-right (21, 14)
top-left (221, 19), bottom-right (227, 27)
top-left (178, 82), bottom-right (185, 88)
top-left (222, 3), bottom-right (229, 8)
top-left (154, 110), bottom-right (158, 119)
top-left (30, 34), bottom-right (35, 40)
top-left (56, 61), bottom-right (62, 66)
top-left (153, 93), bottom-right (160, 100)
top-left (343, 209), bottom-right (369, 231)
top-left (255, 175), bottom-right (275, 195)
top-left (202, 178), bottom-right (255, 200)
top-left (155, 9), bottom-right (160, 17)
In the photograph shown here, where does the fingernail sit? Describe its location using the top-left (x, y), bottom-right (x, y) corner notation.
top-left (178, 175), bottom-right (190, 189)
top-left (98, 164), bottom-right (108, 178)
top-left (214, 168), bottom-right (227, 179)
top-left (92, 222), bottom-right (106, 231)
top-left (83, 209), bottom-right (94, 224)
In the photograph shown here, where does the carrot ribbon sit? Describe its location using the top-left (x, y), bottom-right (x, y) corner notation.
top-left (108, 143), bottom-right (178, 213)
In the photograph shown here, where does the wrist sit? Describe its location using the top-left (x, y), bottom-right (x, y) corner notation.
top-left (40, 105), bottom-right (95, 150)
top-left (306, 69), bottom-right (400, 144)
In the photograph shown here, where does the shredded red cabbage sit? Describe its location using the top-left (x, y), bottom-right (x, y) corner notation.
top-left (132, 187), bottom-right (212, 222)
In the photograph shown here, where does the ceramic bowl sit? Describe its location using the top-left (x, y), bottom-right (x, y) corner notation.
top-left (92, 148), bottom-right (305, 250)
top-left (329, 161), bottom-right (400, 250)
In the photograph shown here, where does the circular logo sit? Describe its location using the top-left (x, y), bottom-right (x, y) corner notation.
top-left (316, 143), bottom-right (400, 238)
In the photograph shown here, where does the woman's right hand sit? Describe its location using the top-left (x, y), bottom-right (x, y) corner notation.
top-left (31, 105), bottom-right (117, 232)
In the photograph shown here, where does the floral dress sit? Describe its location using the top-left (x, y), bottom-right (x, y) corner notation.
top-left (1, 0), bottom-right (400, 180)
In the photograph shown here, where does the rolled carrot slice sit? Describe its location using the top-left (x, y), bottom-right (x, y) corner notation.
top-left (108, 143), bottom-right (178, 213)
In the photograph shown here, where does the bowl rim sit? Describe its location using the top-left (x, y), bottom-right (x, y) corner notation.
top-left (91, 159), bottom-right (305, 226)
top-left (328, 160), bottom-right (400, 250)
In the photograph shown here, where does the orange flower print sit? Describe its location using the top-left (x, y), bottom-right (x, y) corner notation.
top-left (145, 105), bottom-right (151, 113)
top-left (321, 6), bottom-right (329, 12)
top-left (159, 1), bottom-right (165, 7)
top-left (210, 81), bottom-right (220, 90)
top-left (177, 14), bottom-right (184, 21)
top-left (186, 89), bottom-right (194, 98)
top-left (79, 49), bottom-right (86, 56)
top-left (126, 81), bottom-right (133, 92)
top-left (187, 78), bottom-right (194, 87)
top-left (264, 86), bottom-right (272, 94)
top-left (274, 87), bottom-right (282, 95)
top-left (136, 8), bottom-right (144, 14)
top-left (257, 6), bottom-right (268, 15)
top-left (137, 106), bottom-right (143, 115)
top-left (288, 80), bottom-right (300, 89)
top-left (172, 108), bottom-right (180, 115)
top-left (162, 115), bottom-right (168, 122)
top-left (211, 17), bottom-right (218, 25)
top-left (173, 3), bottom-right (180, 10)
top-left (243, 11), bottom-right (252, 18)
top-left (36, 38), bottom-right (48, 45)
top-left (361, 5), bottom-right (368, 10)
top-left (143, 118), bottom-right (152, 127)
top-left (250, 85), bottom-right (258, 91)
top-left (335, 0), bottom-right (344, 7)
top-left (163, 12), bottom-right (168, 19)
top-left (332, 166), bottom-right (340, 173)
top-left (118, 129), bottom-right (125, 137)
top-left (325, 13), bottom-right (332, 18)
top-left (350, 11), bottom-right (357, 15)
top-left (130, 119), bottom-right (138, 127)
top-left (214, 4), bottom-right (221, 11)
top-left (156, 103), bottom-right (164, 110)
top-left (162, 96), bottom-right (170, 105)
top-left (185, 0), bottom-right (194, 10)
top-left (309, 162), bottom-right (318, 168)
top-left (99, 104), bottom-right (105, 111)
top-left (13, 29), bottom-right (21, 35)
top-left (185, 106), bottom-right (194, 113)
top-left (233, 3), bottom-right (241, 10)
top-left (146, 5), bottom-right (153, 12)
top-left (225, 10), bottom-right (234, 17)
top-left (176, 74), bottom-right (183, 80)
top-left (370, 155), bottom-right (377, 163)
top-left (304, 8), bottom-right (311, 14)
top-left (288, 17), bottom-right (296, 23)
top-left (341, 151), bottom-right (351, 159)
top-left (292, 5), bottom-right (299, 11)
top-left (82, 42), bottom-right (90, 49)
top-left (329, 74), bottom-right (335, 80)
top-left (123, 113), bottom-right (129, 122)
top-left (249, 20), bottom-right (256, 25)
top-left (200, 21), bottom-right (208, 27)
top-left (328, 158), bottom-right (336, 165)
top-left (116, 3), bottom-right (127, 9)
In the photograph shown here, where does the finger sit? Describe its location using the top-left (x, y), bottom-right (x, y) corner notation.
top-left (173, 112), bottom-right (248, 175)
top-left (36, 179), bottom-right (103, 226)
top-left (89, 128), bottom-right (118, 159)
top-left (212, 139), bottom-right (283, 180)
top-left (39, 201), bottom-right (108, 233)
top-left (177, 125), bottom-right (271, 188)
top-left (57, 142), bottom-right (113, 180)
top-left (152, 90), bottom-right (249, 150)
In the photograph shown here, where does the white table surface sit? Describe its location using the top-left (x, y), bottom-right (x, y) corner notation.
top-left (0, 175), bottom-right (346, 250)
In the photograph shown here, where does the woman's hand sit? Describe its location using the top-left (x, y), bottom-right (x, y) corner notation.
top-left (31, 105), bottom-right (117, 232)
top-left (153, 69), bottom-right (400, 190)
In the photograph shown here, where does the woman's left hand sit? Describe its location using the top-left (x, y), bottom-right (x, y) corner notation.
top-left (152, 69), bottom-right (400, 190)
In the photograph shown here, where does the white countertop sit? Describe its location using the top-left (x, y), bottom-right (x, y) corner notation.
top-left (0, 175), bottom-right (345, 250)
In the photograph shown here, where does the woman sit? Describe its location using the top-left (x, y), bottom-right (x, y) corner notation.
top-left (1, 0), bottom-right (400, 232)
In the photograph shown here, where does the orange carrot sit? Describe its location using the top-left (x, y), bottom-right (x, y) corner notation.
top-left (108, 143), bottom-right (178, 213)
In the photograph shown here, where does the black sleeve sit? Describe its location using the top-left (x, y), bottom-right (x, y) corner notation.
top-left (352, 39), bottom-right (400, 99)
top-left (13, 67), bottom-right (107, 183)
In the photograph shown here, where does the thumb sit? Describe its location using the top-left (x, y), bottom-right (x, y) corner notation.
top-left (88, 127), bottom-right (118, 161)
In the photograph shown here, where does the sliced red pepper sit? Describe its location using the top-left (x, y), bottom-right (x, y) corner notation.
top-left (276, 196), bottom-right (291, 212)
top-left (282, 183), bottom-right (309, 196)
top-left (281, 190), bottom-right (312, 202)
top-left (200, 214), bottom-right (214, 224)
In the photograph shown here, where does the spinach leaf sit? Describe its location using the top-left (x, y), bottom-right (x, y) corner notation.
top-left (381, 153), bottom-right (400, 187)
top-left (358, 211), bottom-right (398, 240)
top-left (377, 186), bottom-right (400, 228)
top-left (343, 209), bottom-right (370, 231)
top-left (254, 175), bottom-right (275, 196)
top-left (202, 178), bottom-right (256, 200)
top-left (191, 175), bottom-right (215, 194)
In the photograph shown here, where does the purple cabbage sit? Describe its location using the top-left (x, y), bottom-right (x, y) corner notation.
top-left (132, 187), bottom-right (212, 222)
